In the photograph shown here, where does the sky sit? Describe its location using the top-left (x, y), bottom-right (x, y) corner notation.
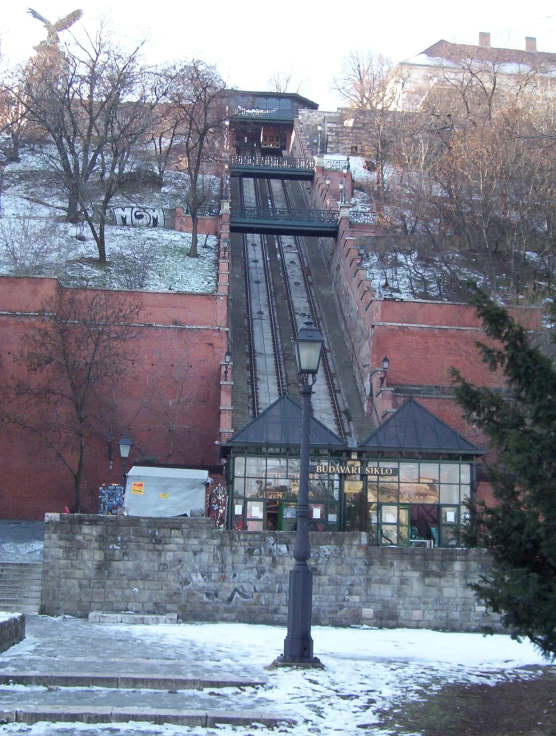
top-left (2, 0), bottom-right (556, 110)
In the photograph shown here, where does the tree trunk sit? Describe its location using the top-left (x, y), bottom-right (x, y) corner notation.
top-left (9, 131), bottom-right (20, 162)
top-left (74, 434), bottom-right (85, 513)
top-left (189, 215), bottom-right (199, 258)
top-left (67, 189), bottom-right (80, 224)
top-left (97, 214), bottom-right (107, 264)
top-left (82, 207), bottom-right (107, 264)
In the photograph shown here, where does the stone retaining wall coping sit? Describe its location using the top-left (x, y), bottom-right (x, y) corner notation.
top-left (0, 614), bottom-right (25, 653)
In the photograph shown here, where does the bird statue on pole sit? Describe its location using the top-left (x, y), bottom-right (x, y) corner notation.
top-left (27, 8), bottom-right (83, 48)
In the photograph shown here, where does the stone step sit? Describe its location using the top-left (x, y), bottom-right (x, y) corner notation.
top-left (0, 571), bottom-right (42, 581)
top-left (0, 593), bottom-right (41, 602)
top-left (0, 590), bottom-right (41, 610)
top-left (0, 673), bottom-right (266, 690)
top-left (0, 580), bottom-right (42, 588)
top-left (0, 582), bottom-right (42, 590)
top-left (0, 706), bottom-right (292, 728)
top-left (88, 611), bottom-right (177, 625)
top-left (0, 562), bottom-right (43, 614)
top-left (0, 576), bottom-right (42, 584)
top-left (0, 603), bottom-right (40, 614)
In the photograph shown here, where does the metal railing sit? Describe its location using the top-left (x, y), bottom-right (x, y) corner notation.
top-left (231, 206), bottom-right (339, 224)
top-left (349, 210), bottom-right (376, 225)
top-left (230, 155), bottom-right (315, 170)
top-left (229, 107), bottom-right (295, 120)
top-left (183, 203), bottom-right (220, 217)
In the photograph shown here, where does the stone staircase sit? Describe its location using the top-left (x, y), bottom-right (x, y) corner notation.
top-left (0, 562), bottom-right (42, 614)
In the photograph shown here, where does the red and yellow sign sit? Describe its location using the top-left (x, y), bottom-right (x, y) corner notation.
top-left (131, 481), bottom-right (145, 495)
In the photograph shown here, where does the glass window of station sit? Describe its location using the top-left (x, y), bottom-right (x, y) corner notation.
top-left (230, 454), bottom-right (344, 532)
top-left (229, 455), bottom-right (474, 547)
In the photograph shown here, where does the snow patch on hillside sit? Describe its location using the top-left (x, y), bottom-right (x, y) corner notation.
top-left (0, 142), bottom-right (219, 293)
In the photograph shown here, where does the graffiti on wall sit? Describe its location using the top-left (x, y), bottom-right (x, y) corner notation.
top-left (111, 206), bottom-right (166, 228)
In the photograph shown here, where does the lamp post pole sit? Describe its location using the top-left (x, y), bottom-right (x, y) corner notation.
top-left (118, 432), bottom-right (133, 488)
top-left (342, 166), bottom-right (348, 204)
top-left (279, 319), bottom-right (324, 667)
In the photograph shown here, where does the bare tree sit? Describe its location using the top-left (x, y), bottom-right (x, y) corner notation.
top-left (268, 70), bottom-right (293, 93)
top-left (164, 59), bottom-right (226, 257)
top-left (424, 52), bottom-right (538, 123)
top-left (334, 50), bottom-right (396, 110)
top-left (0, 78), bottom-right (29, 162)
top-left (144, 90), bottom-right (182, 187)
top-left (0, 207), bottom-right (60, 274)
top-left (9, 27), bottom-right (160, 262)
top-left (384, 82), bottom-right (556, 300)
top-left (267, 71), bottom-right (304, 94)
top-left (0, 288), bottom-right (143, 511)
top-left (334, 51), bottom-right (401, 198)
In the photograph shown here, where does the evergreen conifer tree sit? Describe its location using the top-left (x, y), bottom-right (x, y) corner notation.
top-left (452, 288), bottom-right (556, 657)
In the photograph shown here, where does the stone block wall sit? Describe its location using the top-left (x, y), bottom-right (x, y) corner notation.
top-left (0, 614), bottom-right (25, 653)
top-left (41, 514), bottom-right (501, 632)
top-left (298, 109), bottom-right (381, 157)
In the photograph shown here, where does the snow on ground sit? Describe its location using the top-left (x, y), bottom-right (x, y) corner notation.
top-left (0, 540), bottom-right (43, 562)
top-left (0, 622), bottom-right (550, 736)
top-left (0, 143), bottom-right (219, 293)
top-left (0, 612), bottom-right (20, 623)
top-left (323, 154), bottom-right (375, 187)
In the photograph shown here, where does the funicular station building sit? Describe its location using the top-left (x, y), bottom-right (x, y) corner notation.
top-left (220, 90), bottom-right (490, 549)
top-left (223, 396), bottom-right (483, 547)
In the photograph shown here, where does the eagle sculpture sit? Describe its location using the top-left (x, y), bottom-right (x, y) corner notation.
top-left (27, 8), bottom-right (83, 46)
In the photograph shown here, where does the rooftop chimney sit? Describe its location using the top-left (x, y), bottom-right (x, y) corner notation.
top-left (526, 36), bottom-right (537, 52)
top-left (479, 32), bottom-right (491, 48)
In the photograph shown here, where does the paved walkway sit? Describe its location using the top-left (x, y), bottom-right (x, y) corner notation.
top-left (0, 615), bottom-right (288, 729)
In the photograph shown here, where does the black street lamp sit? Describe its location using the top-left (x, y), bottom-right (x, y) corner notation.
top-left (224, 349), bottom-right (232, 380)
top-left (118, 432), bottom-right (133, 487)
top-left (279, 318), bottom-right (325, 667)
top-left (380, 355), bottom-right (390, 387)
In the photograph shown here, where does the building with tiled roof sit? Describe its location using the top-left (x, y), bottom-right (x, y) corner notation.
top-left (391, 33), bottom-right (556, 111)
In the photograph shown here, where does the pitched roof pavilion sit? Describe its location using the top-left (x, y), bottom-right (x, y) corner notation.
top-left (224, 395), bottom-right (346, 449)
top-left (359, 398), bottom-right (484, 456)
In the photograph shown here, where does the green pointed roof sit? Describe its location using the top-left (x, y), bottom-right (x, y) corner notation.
top-left (225, 395), bottom-right (346, 448)
top-left (359, 398), bottom-right (483, 455)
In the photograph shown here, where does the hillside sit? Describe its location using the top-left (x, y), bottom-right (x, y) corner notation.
top-left (0, 140), bottom-right (219, 293)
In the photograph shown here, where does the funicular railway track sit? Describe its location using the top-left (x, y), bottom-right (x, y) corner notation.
top-left (266, 178), bottom-right (346, 439)
top-left (238, 176), bottom-right (347, 440)
top-left (239, 178), bottom-right (286, 416)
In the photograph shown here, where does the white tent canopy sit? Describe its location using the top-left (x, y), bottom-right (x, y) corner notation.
top-left (124, 466), bottom-right (209, 518)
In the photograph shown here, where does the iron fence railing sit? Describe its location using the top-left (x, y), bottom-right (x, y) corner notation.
top-left (230, 155), bottom-right (315, 170)
top-left (184, 203), bottom-right (220, 217)
top-left (232, 206), bottom-right (339, 224)
top-left (229, 107), bottom-right (295, 120)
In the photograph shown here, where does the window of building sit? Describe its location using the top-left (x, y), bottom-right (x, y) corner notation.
top-left (229, 454), bottom-right (473, 545)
